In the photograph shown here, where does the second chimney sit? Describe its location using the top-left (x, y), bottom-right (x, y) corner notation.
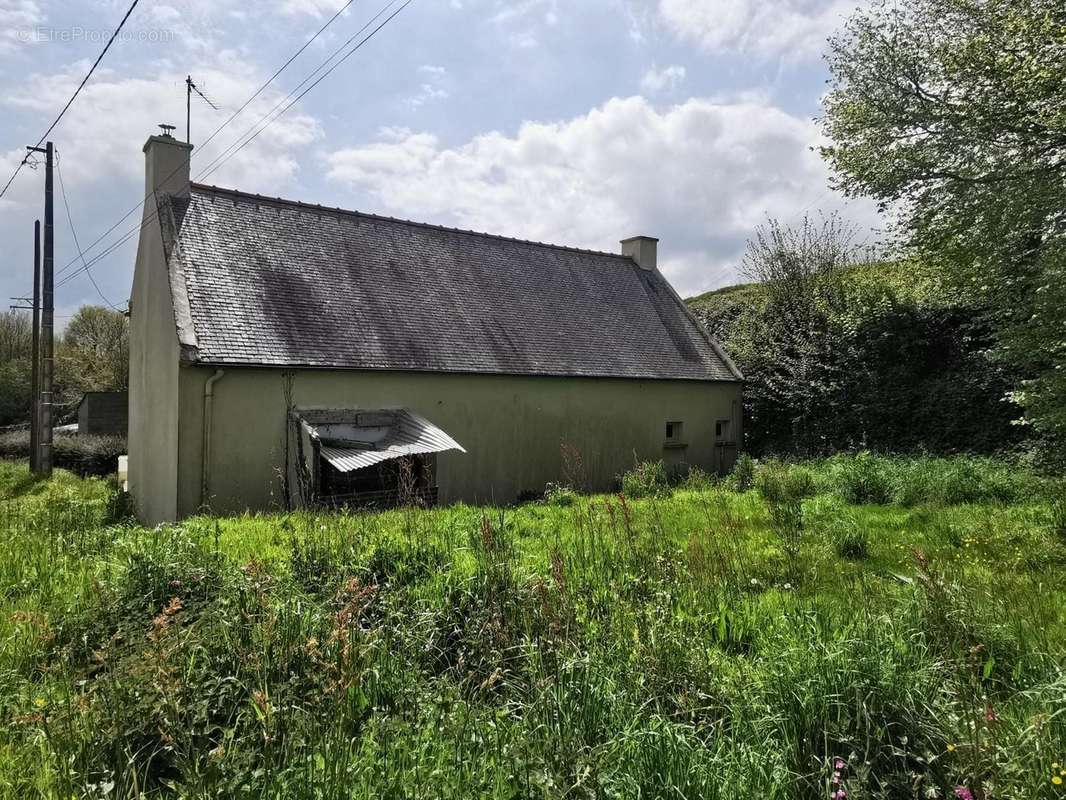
top-left (621, 236), bottom-right (658, 270)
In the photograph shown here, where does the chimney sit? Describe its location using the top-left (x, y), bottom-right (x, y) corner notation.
top-left (143, 124), bottom-right (193, 200)
top-left (621, 235), bottom-right (658, 270)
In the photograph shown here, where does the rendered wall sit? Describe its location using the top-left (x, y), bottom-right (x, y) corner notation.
top-left (128, 136), bottom-right (192, 525)
top-left (175, 366), bottom-right (742, 519)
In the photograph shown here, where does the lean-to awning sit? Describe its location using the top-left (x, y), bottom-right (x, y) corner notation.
top-left (302, 409), bottom-right (466, 473)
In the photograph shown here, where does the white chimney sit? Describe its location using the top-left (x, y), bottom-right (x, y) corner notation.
top-left (621, 236), bottom-right (658, 270)
top-left (143, 124), bottom-right (192, 200)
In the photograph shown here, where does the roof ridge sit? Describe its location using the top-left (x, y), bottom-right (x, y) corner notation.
top-left (189, 182), bottom-right (634, 262)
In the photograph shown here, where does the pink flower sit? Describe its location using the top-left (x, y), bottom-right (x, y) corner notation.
top-left (833, 775), bottom-right (841, 784)
top-left (834, 759), bottom-right (845, 770)
top-left (954, 788), bottom-right (974, 800)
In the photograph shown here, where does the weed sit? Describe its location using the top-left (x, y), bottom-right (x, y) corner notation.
top-left (619, 460), bottom-right (670, 498)
top-left (731, 452), bottom-right (756, 491)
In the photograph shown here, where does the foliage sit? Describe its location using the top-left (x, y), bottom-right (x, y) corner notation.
top-left (821, 0), bottom-right (1066, 448)
top-left (0, 430), bottom-right (125, 477)
top-left (0, 306), bottom-right (128, 427)
top-left (730, 452), bottom-right (756, 492)
top-left (542, 482), bottom-right (578, 507)
top-left (691, 248), bottom-right (1022, 457)
top-left (814, 453), bottom-right (1045, 508)
top-left (619, 459), bottom-right (670, 498)
top-left (0, 457), bottom-right (1064, 798)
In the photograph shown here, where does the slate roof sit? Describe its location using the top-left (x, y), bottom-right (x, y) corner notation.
top-left (165, 183), bottom-right (741, 382)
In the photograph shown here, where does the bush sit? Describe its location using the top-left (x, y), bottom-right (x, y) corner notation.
top-left (830, 451), bottom-right (893, 505)
top-left (0, 430), bottom-right (125, 477)
top-left (620, 460), bottom-right (670, 498)
top-left (543, 483), bottom-right (578, 506)
top-left (755, 461), bottom-right (815, 505)
top-left (731, 453), bottom-right (756, 491)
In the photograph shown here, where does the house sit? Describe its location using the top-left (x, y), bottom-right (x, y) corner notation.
top-left (77, 391), bottom-right (128, 437)
top-left (128, 130), bottom-right (743, 524)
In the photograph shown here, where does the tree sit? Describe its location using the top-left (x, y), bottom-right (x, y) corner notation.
top-left (738, 215), bottom-right (854, 455)
top-left (821, 0), bottom-right (1066, 448)
top-left (56, 306), bottom-right (129, 411)
top-left (0, 311), bottom-right (32, 427)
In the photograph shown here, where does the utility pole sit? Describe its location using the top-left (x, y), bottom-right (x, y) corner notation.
top-left (26, 141), bottom-right (53, 477)
top-left (30, 220), bottom-right (41, 475)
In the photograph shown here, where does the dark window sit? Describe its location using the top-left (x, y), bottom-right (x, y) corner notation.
top-left (665, 421), bottom-right (683, 442)
top-left (317, 455), bottom-right (436, 509)
top-left (666, 422), bottom-right (675, 439)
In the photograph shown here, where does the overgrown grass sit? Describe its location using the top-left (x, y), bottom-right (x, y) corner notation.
top-left (0, 431), bottom-right (125, 478)
top-left (0, 458), bottom-right (1064, 799)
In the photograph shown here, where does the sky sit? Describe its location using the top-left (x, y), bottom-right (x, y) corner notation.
top-left (0, 0), bottom-right (881, 322)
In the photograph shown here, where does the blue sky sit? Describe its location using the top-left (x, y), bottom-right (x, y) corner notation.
top-left (0, 0), bottom-right (879, 321)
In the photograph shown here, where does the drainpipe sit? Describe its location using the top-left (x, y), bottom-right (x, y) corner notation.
top-left (201, 369), bottom-right (226, 509)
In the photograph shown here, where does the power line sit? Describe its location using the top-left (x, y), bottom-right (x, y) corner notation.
top-left (0, 0), bottom-right (142, 201)
top-left (55, 151), bottom-right (121, 310)
top-left (52, 0), bottom-right (365, 281)
top-left (56, 0), bottom-right (414, 291)
top-left (196, 0), bottom-right (406, 183)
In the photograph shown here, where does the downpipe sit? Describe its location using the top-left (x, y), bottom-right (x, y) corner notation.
top-left (201, 369), bottom-right (226, 510)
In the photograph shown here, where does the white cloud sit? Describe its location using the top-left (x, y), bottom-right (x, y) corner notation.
top-left (658, 0), bottom-right (856, 59)
top-left (2, 63), bottom-right (321, 197)
top-left (278, 0), bottom-right (349, 17)
top-left (406, 65), bottom-right (448, 108)
top-left (641, 64), bottom-right (686, 93)
top-left (0, 0), bottom-right (44, 54)
top-left (325, 95), bottom-right (879, 294)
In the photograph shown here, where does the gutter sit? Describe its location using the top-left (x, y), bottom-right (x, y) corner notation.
top-left (200, 369), bottom-right (226, 510)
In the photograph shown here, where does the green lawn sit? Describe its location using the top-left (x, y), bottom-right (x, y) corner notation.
top-left (0, 457), bottom-right (1063, 799)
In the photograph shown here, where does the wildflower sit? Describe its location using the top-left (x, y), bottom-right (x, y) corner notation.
top-left (783, 582), bottom-right (792, 590)
top-left (750, 578), bottom-right (759, 586)
top-left (33, 697), bottom-right (46, 709)
top-left (954, 787), bottom-right (974, 800)
top-left (834, 759), bottom-right (845, 770)
top-left (1053, 776), bottom-right (1063, 786)
top-left (946, 743), bottom-right (956, 752)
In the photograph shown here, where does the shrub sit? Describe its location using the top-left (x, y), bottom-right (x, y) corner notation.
top-left (678, 465), bottom-right (716, 491)
top-left (543, 483), bottom-right (578, 506)
top-left (731, 453), bottom-right (756, 492)
top-left (755, 461), bottom-right (815, 505)
top-left (831, 451), bottom-right (893, 505)
top-left (620, 460), bottom-right (670, 498)
top-left (0, 430), bottom-right (125, 477)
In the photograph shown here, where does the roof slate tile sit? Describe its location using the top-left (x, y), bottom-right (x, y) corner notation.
top-left (171, 184), bottom-right (738, 381)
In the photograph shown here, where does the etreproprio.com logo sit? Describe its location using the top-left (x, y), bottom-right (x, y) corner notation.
top-left (17, 27), bottom-right (176, 44)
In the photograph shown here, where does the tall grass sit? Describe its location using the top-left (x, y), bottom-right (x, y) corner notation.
top-left (0, 459), bottom-right (1063, 799)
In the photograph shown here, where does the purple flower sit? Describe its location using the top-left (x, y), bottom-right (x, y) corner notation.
top-left (954, 787), bottom-right (974, 800)
top-left (834, 759), bottom-right (846, 770)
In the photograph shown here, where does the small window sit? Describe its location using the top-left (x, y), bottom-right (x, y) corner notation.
top-left (665, 421), bottom-right (683, 441)
top-left (715, 419), bottom-right (731, 442)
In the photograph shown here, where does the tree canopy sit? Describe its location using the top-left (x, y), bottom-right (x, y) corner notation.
top-left (822, 0), bottom-right (1066, 446)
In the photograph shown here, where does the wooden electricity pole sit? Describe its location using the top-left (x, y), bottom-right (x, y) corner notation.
top-left (29, 220), bottom-right (41, 474)
top-left (26, 142), bottom-right (53, 477)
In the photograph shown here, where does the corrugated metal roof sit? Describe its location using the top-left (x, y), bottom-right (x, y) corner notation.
top-left (306, 409), bottom-right (465, 473)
